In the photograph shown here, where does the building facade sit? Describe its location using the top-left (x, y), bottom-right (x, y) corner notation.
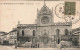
top-left (0, 33), bottom-right (9, 45)
top-left (17, 4), bottom-right (72, 48)
top-left (0, 31), bottom-right (7, 44)
top-left (9, 28), bottom-right (17, 45)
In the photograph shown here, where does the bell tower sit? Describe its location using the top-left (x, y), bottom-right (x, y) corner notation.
top-left (36, 2), bottom-right (53, 38)
top-left (37, 2), bottom-right (53, 26)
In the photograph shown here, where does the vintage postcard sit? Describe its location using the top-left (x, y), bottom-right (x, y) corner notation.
top-left (0, 0), bottom-right (80, 50)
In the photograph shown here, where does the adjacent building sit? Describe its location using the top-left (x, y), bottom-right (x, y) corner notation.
top-left (9, 28), bottom-right (17, 45)
top-left (72, 27), bottom-right (80, 47)
top-left (0, 33), bottom-right (9, 45)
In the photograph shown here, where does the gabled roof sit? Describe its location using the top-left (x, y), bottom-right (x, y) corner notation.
top-left (9, 28), bottom-right (17, 33)
top-left (0, 31), bottom-right (7, 34)
top-left (72, 27), bottom-right (80, 35)
top-left (38, 4), bottom-right (52, 15)
top-left (0, 31), bottom-right (7, 35)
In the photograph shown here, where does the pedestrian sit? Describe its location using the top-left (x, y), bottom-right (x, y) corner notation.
top-left (38, 43), bottom-right (39, 48)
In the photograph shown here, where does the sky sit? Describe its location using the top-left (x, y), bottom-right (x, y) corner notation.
top-left (0, 1), bottom-right (80, 32)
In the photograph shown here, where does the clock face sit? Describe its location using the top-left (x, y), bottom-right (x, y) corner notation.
top-left (41, 16), bottom-right (49, 24)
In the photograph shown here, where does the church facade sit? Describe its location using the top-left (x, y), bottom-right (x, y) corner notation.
top-left (17, 4), bottom-right (72, 48)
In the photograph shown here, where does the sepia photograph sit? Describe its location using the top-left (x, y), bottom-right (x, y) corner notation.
top-left (0, 0), bottom-right (80, 50)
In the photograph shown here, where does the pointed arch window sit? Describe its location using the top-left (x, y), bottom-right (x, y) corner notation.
top-left (65, 29), bottom-right (68, 35)
top-left (33, 30), bottom-right (35, 36)
top-left (56, 29), bottom-right (60, 35)
top-left (22, 30), bottom-right (24, 36)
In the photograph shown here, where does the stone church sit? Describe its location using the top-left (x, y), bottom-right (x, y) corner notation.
top-left (17, 3), bottom-right (72, 48)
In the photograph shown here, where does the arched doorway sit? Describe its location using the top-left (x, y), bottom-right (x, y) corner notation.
top-left (42, 33), bottom-right (49, 44)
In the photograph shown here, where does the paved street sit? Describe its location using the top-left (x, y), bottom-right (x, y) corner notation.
top-left (0, 45), bottom-right (80, 50)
